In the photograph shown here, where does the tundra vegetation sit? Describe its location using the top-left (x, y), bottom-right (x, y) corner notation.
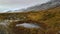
top-left (0, 6), bottom-right (60, 34)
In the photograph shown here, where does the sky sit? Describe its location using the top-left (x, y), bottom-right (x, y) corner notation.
top-left (0, 0), bottom-right (50, 12)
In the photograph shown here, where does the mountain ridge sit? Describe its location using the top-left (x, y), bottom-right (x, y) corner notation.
top-left (1, 0), bottom-right (60, 13)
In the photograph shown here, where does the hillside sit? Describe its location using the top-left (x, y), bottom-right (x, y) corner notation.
top-left (0, 6), bottom-right (60, 34)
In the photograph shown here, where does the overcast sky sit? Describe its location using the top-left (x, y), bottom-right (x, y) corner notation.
top-left (0, 0), bottom-right (50, 12)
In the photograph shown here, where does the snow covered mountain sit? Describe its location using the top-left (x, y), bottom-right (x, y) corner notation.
top-left (23, 0), bottom-right (60, 11)
top-left (4, 0), bottom-right (60, 13)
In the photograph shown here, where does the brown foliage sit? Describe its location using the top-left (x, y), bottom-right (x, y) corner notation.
top-left (0, 6), bottom-right (60, 34)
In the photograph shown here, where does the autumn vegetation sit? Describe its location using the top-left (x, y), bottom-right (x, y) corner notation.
top-left (0, 6), bottom-right (60, 34)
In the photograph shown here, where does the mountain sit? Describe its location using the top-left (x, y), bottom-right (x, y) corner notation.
top-left (23, 0), bottom-right (60, 11)
top-left (5, 0), bottom-right (60, 13)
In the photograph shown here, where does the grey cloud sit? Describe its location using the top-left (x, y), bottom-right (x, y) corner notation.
top-left (0, 0), bottom-right (50, 4)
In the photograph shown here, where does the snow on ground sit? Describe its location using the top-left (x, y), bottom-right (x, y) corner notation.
top-left (16, 23), bottom-right (40, 28)
top-left (0, 20), bottom-right (40, 28)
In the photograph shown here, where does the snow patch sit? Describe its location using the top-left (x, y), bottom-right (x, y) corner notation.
top-left (16, 23), bottom-right (40, 28)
